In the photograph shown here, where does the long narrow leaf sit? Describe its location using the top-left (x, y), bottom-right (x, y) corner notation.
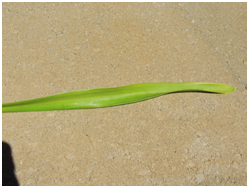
top-left (2, 82), bottom-right (235, 113)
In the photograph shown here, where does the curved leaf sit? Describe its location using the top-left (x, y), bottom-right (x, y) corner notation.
top-left (2, 82), bottom-right (235, 113)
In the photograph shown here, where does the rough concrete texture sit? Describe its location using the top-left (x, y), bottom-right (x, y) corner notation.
top-left (2, 2), bottom-right (246, 186)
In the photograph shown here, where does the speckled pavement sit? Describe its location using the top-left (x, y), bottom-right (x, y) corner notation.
top-left (2, 2), bottom-right (246, 185)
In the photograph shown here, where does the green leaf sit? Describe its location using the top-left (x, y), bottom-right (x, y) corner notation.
top-left (2, 82), bottom-right (235, 113)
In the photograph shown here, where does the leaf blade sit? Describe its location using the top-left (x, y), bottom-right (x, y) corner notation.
top-left (2, 82), bottom-right (235, 113)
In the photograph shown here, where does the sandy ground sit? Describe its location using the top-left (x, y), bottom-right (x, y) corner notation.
top-left (2, 2), bottom-right (246, 186)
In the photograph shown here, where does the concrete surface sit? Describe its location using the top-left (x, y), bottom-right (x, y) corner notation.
top-left (2, 2), bottom-right (246, 186)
